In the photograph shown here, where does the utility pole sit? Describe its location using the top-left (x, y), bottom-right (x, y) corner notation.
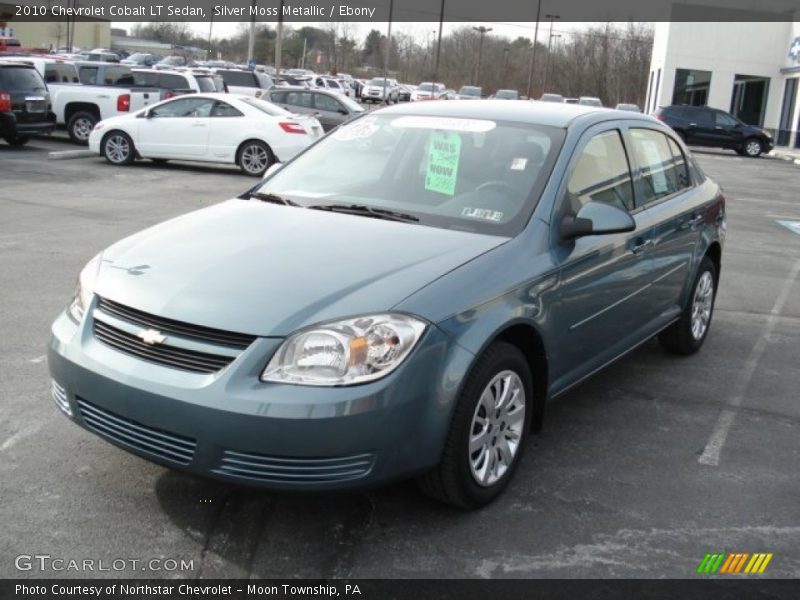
top-left (433, 0), bottom-right (445, 81)
top-left (301, 37), bottom-right (307, 69)
top-left (502, 47), bottom-right (510, 85)
top-left (472, 26), bottom-right (492, 85)
top-left (381, 0), bottom-right (394, 102)
top-left (541, 14), bottom-right (560, 93)
top-left (525, 0), bottom-right (542, 99)
top-left (246, 0), bottom-right (257, 63)
top-left (207, 13), bottom-right (214, 59)
top-left (275, 0), bottom-right (284, 73)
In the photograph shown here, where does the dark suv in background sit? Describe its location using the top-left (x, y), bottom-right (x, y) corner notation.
top-left (0, 62), bottom-right (56, 146)
top-left (655, 105), bottom-right (773, 157)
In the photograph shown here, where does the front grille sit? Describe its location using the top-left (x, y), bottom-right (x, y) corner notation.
top-left (93, 297), bottom-right (256, 374)
top-left (213, 450), bottom-right (375, 484)
top-left (77, 398), bottom-right (196, 465)
top-left (93, 320), bottom-right (234, 374)
top-left (97, 297), bottom-right (255, 349)
top-left (51, 379), bottom-right (72, 416)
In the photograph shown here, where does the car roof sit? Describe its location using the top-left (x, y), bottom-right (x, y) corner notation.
top-left (377, 99), bottom-right (657, 128)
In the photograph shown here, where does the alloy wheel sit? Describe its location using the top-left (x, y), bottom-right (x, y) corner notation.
top-left (240, 144), bottom-right (269, 175)
top-left (105, 135), bottom-right (130, 163)
top-left (745, 140), bottom-right (761, 157)
top-left (691, 271), bottom-right (714, 340)
top-left (73, 117), bottom-right (93, 142)
top-left (469, 370), bottom-right (526, 487)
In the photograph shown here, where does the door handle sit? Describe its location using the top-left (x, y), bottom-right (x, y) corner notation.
top-left (631, 239), bottom-right (652, 254)
top-left (688, 122), bottom-right (697, 127)
top-left (689, 214), bottom-right (704, 227)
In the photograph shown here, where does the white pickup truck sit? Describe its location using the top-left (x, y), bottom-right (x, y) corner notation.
top-left (0, 58), bottom-right (159, 144)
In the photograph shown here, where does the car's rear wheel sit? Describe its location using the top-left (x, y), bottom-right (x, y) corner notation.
top-left (742, 137), bottom-right (763, 158)
top-left (102, 131), bottom-right (136, 165)
top-left (4, 135), bottom-right (29, 146)
top-left (237, 140), bottom-right (273, 176)
top-left (418, 341), bottom-right (532, 509)
top-left (659, 256), bottom-right (717, 355)
top-left (68, 111), bottom-right (98, 145)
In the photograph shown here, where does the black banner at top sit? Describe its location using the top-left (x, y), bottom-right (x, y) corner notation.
top-left (2, 0), bottom-right (800, 22)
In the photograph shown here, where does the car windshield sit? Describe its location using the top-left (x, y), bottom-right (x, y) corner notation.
top-left (255, 113), bottom-right (564, 236)
top-left (368, 78), bottom-right (389, 86)
top-left (459, 86), bottom-right (481, 96)
top-left (418, 83), bottom-right (436, 92)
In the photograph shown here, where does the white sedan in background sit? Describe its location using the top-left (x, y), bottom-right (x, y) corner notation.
top-left (88, 93), bottom-right (323, 176)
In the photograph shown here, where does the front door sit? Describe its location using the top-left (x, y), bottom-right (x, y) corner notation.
top-left (549, 127), bottom-right (655, 392)
top-left (137, 97), bottom-right (214, 158)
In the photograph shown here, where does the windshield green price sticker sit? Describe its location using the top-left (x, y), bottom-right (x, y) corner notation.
top-left (425, 132), bottom-right (461, 196)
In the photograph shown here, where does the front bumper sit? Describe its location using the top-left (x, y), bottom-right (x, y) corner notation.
top-left (47, 307), bottom-right (474, 491)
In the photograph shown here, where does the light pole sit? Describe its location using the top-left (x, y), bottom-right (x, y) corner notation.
top-left (525, 0), bottom-right (542, 99)
top-left (541, 14), bottom-right (560, 93)
top-left (472, 26), bottom-right (492, 85)
top-left (433, 0), bottom-right (445, 81)
top-left (502, 47), bottom-right (510, 86)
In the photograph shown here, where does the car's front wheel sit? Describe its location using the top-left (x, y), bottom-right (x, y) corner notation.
top-left (659, 256), bottom-right (717, 355)
top-left (237, 140), bottom-right (273, 176)
top-left (418, 341), bottom-right (532, 509)
top-left (742, 137), bottom-right (763, 158)
top-left (101, 131), bottom-right (136, 165)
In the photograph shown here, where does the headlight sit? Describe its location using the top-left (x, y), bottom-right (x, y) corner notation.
top-left (67, 253), bottom-right (101, 323)
top-left (262, 313), bottom-right (427, 386)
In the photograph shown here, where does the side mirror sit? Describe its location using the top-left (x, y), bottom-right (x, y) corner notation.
top-left (262, 162), bottom-right (283, 179)
top-left (560, 201), bottom-right (635, 241)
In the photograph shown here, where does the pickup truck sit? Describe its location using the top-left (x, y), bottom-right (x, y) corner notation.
top-left (1, 58), bottom-right (159, 144)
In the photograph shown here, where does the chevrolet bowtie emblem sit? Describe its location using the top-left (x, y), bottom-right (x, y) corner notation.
top-left (137, 329), bottom-right (166, 345)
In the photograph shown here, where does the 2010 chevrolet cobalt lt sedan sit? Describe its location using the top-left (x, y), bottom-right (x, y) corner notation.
top-left (49, 101), bottom-right (725, 508)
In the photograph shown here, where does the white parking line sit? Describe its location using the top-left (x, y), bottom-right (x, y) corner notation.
top-left (698, 259), bottom-right (800, 466)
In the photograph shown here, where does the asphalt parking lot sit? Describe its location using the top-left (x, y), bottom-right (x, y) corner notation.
top-left (1, 137), bottom-right (799, 579)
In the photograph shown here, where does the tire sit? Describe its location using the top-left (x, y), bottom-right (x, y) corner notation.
top-left (67, 110), bottom-right (98, 145)
top-left (4, 135), bottom-right (29, 146)
top-left (418, 342), bottom-right (533, 509)
top-left (101, 131), bottom-right (136, 165)
top-left (742, 137), bottom-right (763, 158)
top-left (237, 140), bottom-right (273, 176)
top-left (658, 256), bottom-right (717, 355)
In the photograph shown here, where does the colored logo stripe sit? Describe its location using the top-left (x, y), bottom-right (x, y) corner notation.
top-left (699, 553), bottom-right (773, 574)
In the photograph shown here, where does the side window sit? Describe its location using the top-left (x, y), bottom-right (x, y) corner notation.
top-left (566, 130), bottom-right (634, 213)
top-left (78, 66), bottom-right (98, 85)
top-left (314, 94), bottom-right (343, 112)
top-left (269, 91), bottom-right (287, 103)
top-left (715, 111), bottom-right (738, 128)
top-left (159, 74), bottom-right (189, 90)
top-left (286, 92), bottom-right (312, 108)
top-left (104, 66), bottom-right (133, 86)
top-left (211, 101), bottom-right (243, 117)
top-left (666, 136), bottom-right (691, 190)
top-left (693, 108), bottom-right (714, 127)
top-left (150, 97), bottom-right (215, 118)
top-left (629, 128), bottom-right (681, 205)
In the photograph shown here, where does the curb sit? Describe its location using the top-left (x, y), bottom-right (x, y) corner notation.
top-left (48, 150), bottom-right (94, 160)
top-left (767, 151), bottom-right (800, 165)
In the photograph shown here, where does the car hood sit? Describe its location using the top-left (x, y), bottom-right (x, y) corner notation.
top-left (93, 200), bottom-right (507, 337)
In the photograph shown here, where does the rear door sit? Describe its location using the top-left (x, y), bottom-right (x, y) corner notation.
top-left (549, 125), bottom-right (655, 390)
top-left (625, 126), bottom-right (704, 324)
top-left (137, 96), bottom-right (214, 157)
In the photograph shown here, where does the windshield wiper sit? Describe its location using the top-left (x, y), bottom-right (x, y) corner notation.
top-left (249, 192), bottom-right (299, 206)
top-left (308, 204), bottom-right (419, 223)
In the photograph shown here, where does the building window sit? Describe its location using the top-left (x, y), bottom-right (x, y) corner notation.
top-left (672, 69), bottom-right (712, 106)
top-left (731, 74), bottom-right (769, 127)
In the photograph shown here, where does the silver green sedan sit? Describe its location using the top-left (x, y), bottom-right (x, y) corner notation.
top-left (49, 100), bottom-right (725, 508)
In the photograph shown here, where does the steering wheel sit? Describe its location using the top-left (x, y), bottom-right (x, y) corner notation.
top-left (475, 180), bottom-right (520, 198)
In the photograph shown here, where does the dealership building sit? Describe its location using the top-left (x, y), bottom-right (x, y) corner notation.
top-left (646, 21), bottom-right (800, 148)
